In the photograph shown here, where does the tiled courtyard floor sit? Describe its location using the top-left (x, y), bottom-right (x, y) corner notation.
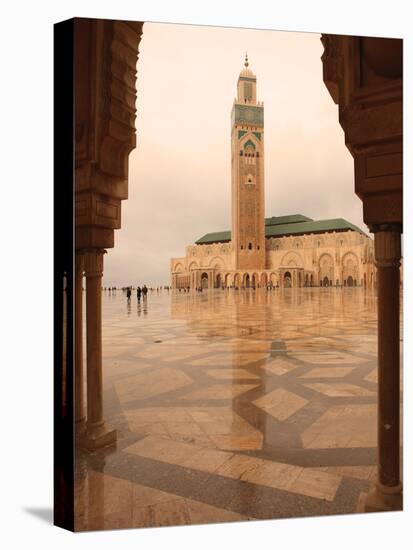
top-left (75, 287), bottom-right (403, 531)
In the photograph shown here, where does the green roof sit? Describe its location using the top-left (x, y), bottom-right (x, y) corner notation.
top-left (265, 214), bottom-right (313, 226)
top-left (265, 218), bottom-right (366, 238)
top-left (195, 216), bottom-right (366, 245)
top-left (195, 230), bottom-right (231, 244)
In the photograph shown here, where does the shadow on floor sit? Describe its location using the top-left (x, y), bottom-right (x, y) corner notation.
top-left (23, 507), bottom-right (53, 524)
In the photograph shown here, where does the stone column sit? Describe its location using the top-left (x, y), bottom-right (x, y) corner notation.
top-left (364, 224), bottom-right (402, 511)
top-left (75, 253), bottom-right (86, 436)
top-left (80, 249), bottom-right (116, 451)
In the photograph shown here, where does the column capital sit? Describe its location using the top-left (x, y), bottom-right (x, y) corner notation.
top-left (370, 222), bottom-right (402, 234)
top-left (84, 249), bottom-right (106, 277)
top-left (372, 226), bottom-right (402, 268)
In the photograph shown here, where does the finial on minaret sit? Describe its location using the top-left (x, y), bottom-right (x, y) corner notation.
top-left (244, 52), bottom-right (249, 67)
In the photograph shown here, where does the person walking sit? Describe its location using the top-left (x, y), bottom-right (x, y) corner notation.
top-left (142, 285), bottom-right (148, 300)
top-left (126, 287), bottom-right (131, 300)
top-left (136, 286), bottom-right (142, 302)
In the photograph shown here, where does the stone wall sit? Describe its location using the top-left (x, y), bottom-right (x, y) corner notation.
top-left (170, 229), bottom-right (376, 289)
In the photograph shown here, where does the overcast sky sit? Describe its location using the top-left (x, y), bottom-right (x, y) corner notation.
top-left (104, 22), bottom-right (368, 287)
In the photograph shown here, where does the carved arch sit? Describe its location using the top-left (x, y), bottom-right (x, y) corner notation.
top-left (209, 256), bottom-right (225, 269)
top-left (280, 251), bottom-right (304, 268)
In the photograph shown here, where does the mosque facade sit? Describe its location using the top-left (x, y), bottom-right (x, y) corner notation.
top-left (170, 57), bottom-right (376, 290)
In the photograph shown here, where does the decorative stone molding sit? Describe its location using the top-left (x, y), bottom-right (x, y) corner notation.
top-left (372, 224), bottom-right (402, 268)
top-left (321, 34), bottom-right (403, 229)
top-left (83, 249), bottom-right (106, 278)
top-left (75, 19), bottom-right (144, 251)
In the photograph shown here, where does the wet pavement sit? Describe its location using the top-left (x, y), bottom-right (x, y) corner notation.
top-left (75, 287), bottom-right (402, 531)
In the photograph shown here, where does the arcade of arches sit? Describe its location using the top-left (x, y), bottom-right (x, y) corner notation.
top-left (71, 17), bottom-right (403, 525)
top-left (171, 232), bottom-right (383, 291)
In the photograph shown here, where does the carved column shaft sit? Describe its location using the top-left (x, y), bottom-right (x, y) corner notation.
top-left (84, 250), bottom-right (105, 428)
top-left (374, 225), bottom-right (402, 490)
top-left (75, 253), bottom-right (85, 428)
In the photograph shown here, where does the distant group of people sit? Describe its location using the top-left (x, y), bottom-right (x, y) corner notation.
top-left (104, 286), bottom-right (117, 293)
top-left (135, 285), bottom-right (148, 302)
top-left (104, 284), bottom-right (173, 300)
top-left (125, 285), bottom-right (148, 302)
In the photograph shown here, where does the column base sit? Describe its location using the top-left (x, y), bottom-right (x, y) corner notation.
top-left (361, 481), bottom-right (403, 513)
top-left (79, 421), bottom-right (117, 452)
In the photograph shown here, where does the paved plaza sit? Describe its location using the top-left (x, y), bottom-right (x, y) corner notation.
top-left (75, 287), bottom-right (402, 530)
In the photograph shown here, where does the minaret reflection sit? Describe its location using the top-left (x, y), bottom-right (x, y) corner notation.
top-left (170, 288), bottom-right (273, 445)
top-left (230, 288), bottom-right (273, 441)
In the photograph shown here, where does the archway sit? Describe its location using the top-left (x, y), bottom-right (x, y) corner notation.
top-left (233, 273), bottom-right (240, 288)
top-left (251, 273), bottom-right (258, 288)
top-left (216, 273), bottom-right (221, 288)
top-left (260, 272), bottom-right (268, 287)
top-left (319, 253), bottom-right (334, 287)
top-left (284, 271), bottom-right (292, 288)
top-left (280, 251), bottom-right (303, 270)
top-left (244, 273), bottom-right (250, 288)
top-left (342, 252), bottom-right (359, 287)
top-left (201, 272), bottom-right (209, 289)
top-left (209, 256), bottom-right (225, 271)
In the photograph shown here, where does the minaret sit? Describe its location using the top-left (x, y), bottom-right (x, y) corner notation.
top-left (231, 54), bottom-right (265, 271)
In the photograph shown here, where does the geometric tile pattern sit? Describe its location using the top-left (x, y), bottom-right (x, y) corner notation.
top-left (75, 288), bottom-right (403, 530)
top-left (304, 383), bottom-right (375, 397)
top-left (300, 367), bottom-right (355, 378)
top-left (124, 406), bottom-right (263, 450)
top-left (125, 435), bottom-right (341, 501)
top-left (75, 470), bottom-right (250, 530)
top-left (301, 404), bottom-right (377, 449)
top-left (253, 388), bottom-right (308, 420)
top-left (115, 368), bottom-right (193, 402)
top-left (179, 383), bottom-right (259, 401)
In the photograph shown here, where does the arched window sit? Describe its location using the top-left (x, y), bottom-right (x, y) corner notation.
top-left (241, 245), bottom-right (244, 250)
top-left (248, 243), bottom-right (252, 250)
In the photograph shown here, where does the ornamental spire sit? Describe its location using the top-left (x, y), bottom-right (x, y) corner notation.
top-left (244, 52), bottom-right (249, 68)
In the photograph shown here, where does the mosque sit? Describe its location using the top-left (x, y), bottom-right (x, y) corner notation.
top-left (170, 56), bottom-right (376, 290)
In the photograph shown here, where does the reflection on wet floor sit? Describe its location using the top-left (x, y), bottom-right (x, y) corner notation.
top-left (75, 287), bottom-right (403, 531)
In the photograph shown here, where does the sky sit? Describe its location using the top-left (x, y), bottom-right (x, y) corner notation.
top-left (104, 22), bottom-right (367, 287)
